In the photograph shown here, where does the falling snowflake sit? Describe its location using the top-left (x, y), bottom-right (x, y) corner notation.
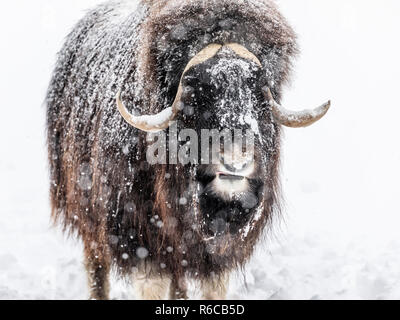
top-left (179, 197), bottom-right (188, 206)
top-left (124, 202), bottom-right (136, 214)
top-left (136, 247), bottom-right (149, 259)
top-left (122, 253), bottom-right (129, 260)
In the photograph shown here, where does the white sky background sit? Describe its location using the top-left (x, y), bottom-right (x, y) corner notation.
top-left (276, 0), bottom-right (400, 242)
top-left (0, 0), bottom-right (400, 298)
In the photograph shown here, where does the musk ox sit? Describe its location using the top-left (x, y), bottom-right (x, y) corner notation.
top-left (46, 0), bottom-right (330, 300)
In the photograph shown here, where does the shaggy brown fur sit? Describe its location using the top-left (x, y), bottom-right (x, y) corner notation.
top-left (46, 0), bottom-right (297, 299)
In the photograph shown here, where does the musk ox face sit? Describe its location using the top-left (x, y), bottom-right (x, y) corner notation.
top-left (179, 48), bottom-right (267, 237)
top-left (117, 43), bottom-right (330, 243)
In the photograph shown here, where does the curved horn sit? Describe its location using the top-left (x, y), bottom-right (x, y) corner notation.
top-left (263, 87), bottom-right (331, 128)
top-left (117, 44), bottom-right (222, 132)
top-left (225, 43), bottom-right (262, 67)
top-left (116, 91), bottom-right (175, 133)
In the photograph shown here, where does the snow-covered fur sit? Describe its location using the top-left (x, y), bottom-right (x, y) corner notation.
top-left (46, 0), bottom-right (297, 299)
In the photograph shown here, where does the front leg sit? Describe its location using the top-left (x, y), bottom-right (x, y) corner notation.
top-left (84, 245), bottom-right (110, 300)
top-left (201, 273), bottom-right (229, 300)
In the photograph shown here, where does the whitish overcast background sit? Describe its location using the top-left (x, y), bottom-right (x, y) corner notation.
top-left (0, 0), bottom-right (399, 299)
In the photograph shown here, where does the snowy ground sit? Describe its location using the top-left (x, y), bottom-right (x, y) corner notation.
top-left (1, 0), bottom-right (400, 300)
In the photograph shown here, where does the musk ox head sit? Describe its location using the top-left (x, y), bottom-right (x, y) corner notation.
top-left (116, 43), bottom-right (330, 248)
